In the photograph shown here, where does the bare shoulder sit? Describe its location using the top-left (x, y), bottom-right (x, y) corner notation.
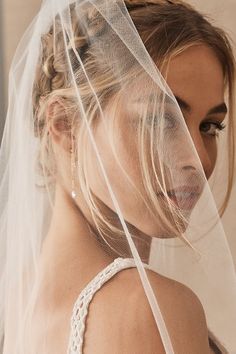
top-left (85, 267), bottom-right (210, 354)
top-left (134, 268), bottom-right (210, 353)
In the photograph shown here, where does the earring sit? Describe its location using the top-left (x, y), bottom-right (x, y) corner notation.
top-left (70, 147), bottom-right (77, 199)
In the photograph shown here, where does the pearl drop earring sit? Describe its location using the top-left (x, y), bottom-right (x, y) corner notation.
top-left (70, 147), bottom-right (77, 199)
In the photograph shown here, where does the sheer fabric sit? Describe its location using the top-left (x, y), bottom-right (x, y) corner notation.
top-left (0, 0), bottom-right (236, 353)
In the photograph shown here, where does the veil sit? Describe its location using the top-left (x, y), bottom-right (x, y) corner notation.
top-left (0, 0), bottom-right (236, 353)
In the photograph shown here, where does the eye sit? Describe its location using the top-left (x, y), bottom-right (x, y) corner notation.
top-left (164, 112), bottom-right (176, 129)
top-left (145, 112), bottom-right (176, 129)
top-left (200, 121), bottom-right (226, 137)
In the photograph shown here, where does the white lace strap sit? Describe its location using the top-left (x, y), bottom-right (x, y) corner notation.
top-left (67, 257), bottom-right (141, 354)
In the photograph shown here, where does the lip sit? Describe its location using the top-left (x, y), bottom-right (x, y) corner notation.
top-left (157, 185), bottom-right (202, 210)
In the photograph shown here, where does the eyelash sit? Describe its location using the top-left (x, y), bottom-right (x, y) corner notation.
top-left (139, 116), bottom-right (226, 137)
top-left (200, 121), bottom-right (226, 137)
top-left (144, 113), bottom-right (176, 129)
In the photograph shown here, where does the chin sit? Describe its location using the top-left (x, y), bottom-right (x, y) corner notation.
top-left (141, 212), bottom-right (190, 239)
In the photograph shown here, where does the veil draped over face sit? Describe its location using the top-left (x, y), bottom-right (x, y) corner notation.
top-left (0, 0), bottom-right (236, 353)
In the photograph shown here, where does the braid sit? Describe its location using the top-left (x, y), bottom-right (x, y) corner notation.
top-left (33, 0), bottom-right (176, 134)
top-left (33, 2), bottom-right (110, 137)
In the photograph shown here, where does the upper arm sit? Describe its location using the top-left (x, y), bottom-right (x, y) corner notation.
top-left (134, 269), bottom-right (211, 354)
top-left (120, 269), bottom-right (211, 354)
top-left (106, 270), bottom-right (210, 354)
top-left (83, 268), bottom-right (211, 354)
top-left (120, 288), bottom-right (166, 353)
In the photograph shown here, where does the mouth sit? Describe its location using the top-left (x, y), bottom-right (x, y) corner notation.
top-left (158, 186), bottom-right (202, 211)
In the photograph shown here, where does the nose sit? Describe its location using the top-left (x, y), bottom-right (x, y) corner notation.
top-left (163, 127), bottom-right (214, 182)
top-left (183, 130), bottom-right (213, 180)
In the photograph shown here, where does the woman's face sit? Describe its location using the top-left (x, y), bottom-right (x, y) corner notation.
top-left (83, 45), bottom-right (227, 238)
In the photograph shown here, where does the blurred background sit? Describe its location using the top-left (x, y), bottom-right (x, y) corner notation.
top-left (0, 0), bottom-right (41, 140)
top-left (0, 0), bottom-right (235, 265)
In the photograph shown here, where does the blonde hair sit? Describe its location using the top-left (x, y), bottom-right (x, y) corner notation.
top-left (33, 0), bottom-right (235, 257)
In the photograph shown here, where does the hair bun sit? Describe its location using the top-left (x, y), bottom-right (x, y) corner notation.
top-left (43, 54), bottom-right (56, 80)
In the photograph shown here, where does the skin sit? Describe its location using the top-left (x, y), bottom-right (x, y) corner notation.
top-left (38, 44), bottom-right (226, 353)
top-left (83, 44), bottom-right (226, 240)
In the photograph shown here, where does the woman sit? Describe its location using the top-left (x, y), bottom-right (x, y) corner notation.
top-left (0, 0), bottom-right (236, 353)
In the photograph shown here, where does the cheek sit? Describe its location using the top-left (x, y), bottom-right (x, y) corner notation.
top-left (85, 121), bottom-right (143, 214)
top-left (205, 139), bottom-right (218, 175)
top-left (209, 140), bottom-right (217, 170)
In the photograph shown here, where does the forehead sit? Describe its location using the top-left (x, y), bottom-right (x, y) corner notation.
top-left (120, 72), bottom-right (169, 107)
top-left (162, 45), bottom-right (225, 106)
top-left (118, 44), bottom-right (225, 114)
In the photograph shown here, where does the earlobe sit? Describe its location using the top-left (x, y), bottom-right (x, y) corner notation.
top-left (46, 98), bottom-right (73, 153)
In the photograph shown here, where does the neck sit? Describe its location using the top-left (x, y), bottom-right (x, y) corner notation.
top-left (32, 183), bottom-right (151, 338)
top-left (40, 183), bottom-right (151, 289)
top-left (41, 184), bottom-right (113, 274)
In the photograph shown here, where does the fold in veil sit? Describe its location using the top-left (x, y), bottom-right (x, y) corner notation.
top-left (0, 0), bottom-right (236, 352)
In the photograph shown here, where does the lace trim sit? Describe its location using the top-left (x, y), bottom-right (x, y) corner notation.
top-left (67, 257), bottom-right (144, 353)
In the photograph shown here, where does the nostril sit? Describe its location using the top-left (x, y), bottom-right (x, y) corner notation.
top-left (182, 165), bottom-right (197, 171)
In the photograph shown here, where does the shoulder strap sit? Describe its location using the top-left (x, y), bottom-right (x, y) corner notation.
top-left (67, 257), bottom-right (224, 354)
top-left (67, 257), bottom-right (142, 353)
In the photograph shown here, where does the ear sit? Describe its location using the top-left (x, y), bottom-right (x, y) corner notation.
top-left (46, 98), bottom-right (74, 153)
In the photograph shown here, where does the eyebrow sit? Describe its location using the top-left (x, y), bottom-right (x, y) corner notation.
top-left (133, 94), bottom-right (228, 116)
top-left (175, 95), bottom-right (228, 116)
